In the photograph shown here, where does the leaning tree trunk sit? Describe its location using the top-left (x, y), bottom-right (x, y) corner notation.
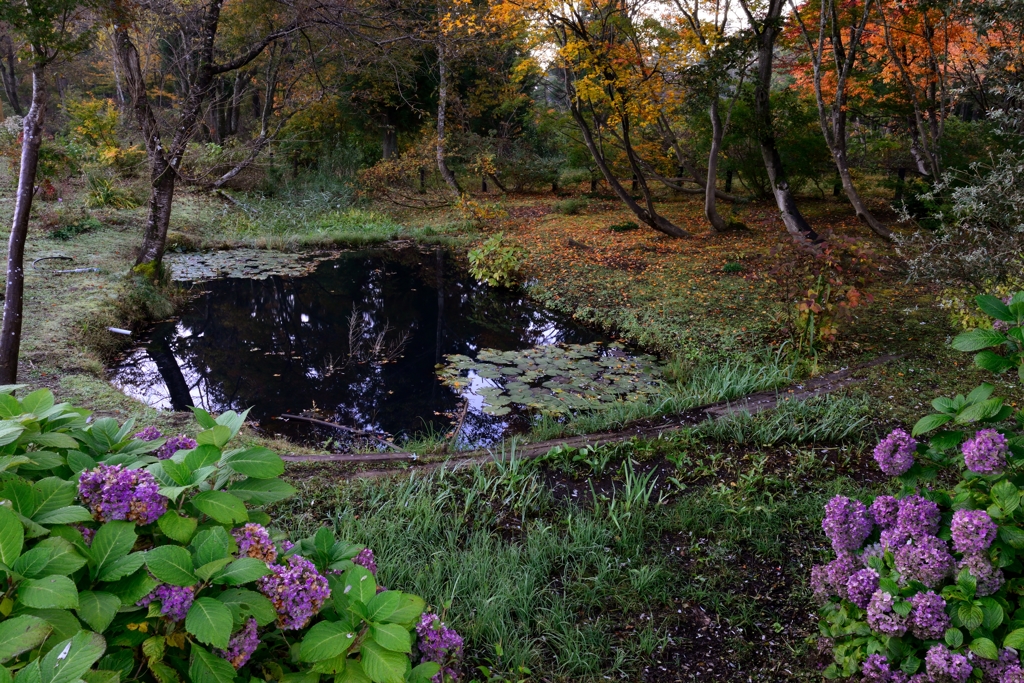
top-left (0, 62), bottom-right (45, 384)
top-left (435, 48), bottom-right (461, 196)
top-left (753, 24), bottom-right (819, 243)
top-left (705, 98), bottom-right (728, 232)
top-left (0, 35), bottom-right (23, 117)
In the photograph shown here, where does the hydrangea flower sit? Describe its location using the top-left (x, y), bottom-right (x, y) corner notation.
top-left (970, 647), bottom-right (1019, 682)
top-left (862, 654), bottom-right (895, 682)
top-left (896, 495), bottom-right (941, 539)
top-left (415, 613), bottom-right (464, 683)
top-left (158, 435), bottom-right (198, 460)
top-left (908, 591), bottom-right (950, 640)
top-left (810, 552), bottom-right (858, 602)
top-left (894, 535), bottom-right (954, 588)
top-left (1002, 665), bottom-right (1024, 683)
top-left (134, 426), bottom-right (162, 441)
top-left (951, 509), bottom-right (998, 555)
top-left (925, 644), bottom-right (972, 683)
top-left (846, 568), bottom-right (879, 608)
top-left (72, 524), bottom-right (95, 546)
top-left (963, 429), bottom-right (1009, 475)
top-left (874, 429), bottom-right (917, 475)
top-left (78, 464), bottom-right (167, 525)
top-left (257, 555), bottom-right (330, 630)
top-left (353, 548), bottom-right (377, 576)
top-left (957, 554), bottom-right (1005, 596)
top-left (218, 618), bottom-right (259, 669)
top-left (867, 590), bottom-right (907, 637)
top-left (233, 524), bottom-right (277, 563)
top-left (822, 496), bottom-right (873, 553)
top-left (871, 496), bottom-right (900, 529)
top-left (138, 584), bottom-right (195, 621)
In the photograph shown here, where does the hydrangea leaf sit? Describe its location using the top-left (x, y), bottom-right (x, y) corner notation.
top-left (188, 645), bottom-right (236, 683)
top-left (0, 615), bottom-right (51, 663)
top-left (299, 621), bottom-right (356, 662)
top-left (912, 413), bottom-right (953, 437)
top-left (333, 659), bottom-right (370, 683)
top-left (38, 631), bottom-right (106, 683)
top-left (364, 591), bottom-right (400, 623)
top-left (1002, 628), bottom-right (1024, 650)
top-left (185, 598), bottom-right (233, 649)
top-left (96, 552), bottom-right (145, 583)
top-left (340, 565), bottom-right (376, 605)
top-left (381, 592), bottom-right (425, 628)
top-left (32, 506), bottom-right (92, 526)
top-left (190, 528), bottom-right (232, 567)
top-left (368, 624), bottom-right (410, 654)
top-left (407, 663), bottom-right (440, 683)
top-left (145, 546), bottom-right (197, 587)
top-left (194, 558), bottom-right (234, 582)
top-left (969, 637), bottom-right (999, 660)
top-left (17, 576), bottom-right (79, 610)
top-left (216, 589), bottom-right (277, 627)
top-left (191, 491), bottom-right (247, 525)
top-left (0, 503), bottom-right (25, 566)
top-left (222, 448), bottom-right (283, 480)
top-left (76, 591), bottom-right (121, 633)
top-left (211, 558), bottom-right (270, 586)
top-left (358, 639), bottom-right (406, 683)
top-left (88, 521), bottom-right (137, 579)
top-left (227, 479), bottom-right (296, 506)
top-left (12, 539), bottom-right (86, 579)
top-left (157, 511), bottom-right (197, 545)
top-left (196, 426), bottom-right (232, 450)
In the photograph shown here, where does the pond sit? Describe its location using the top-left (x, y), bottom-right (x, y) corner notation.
top-left (110, 247), bottom-right (609, 448)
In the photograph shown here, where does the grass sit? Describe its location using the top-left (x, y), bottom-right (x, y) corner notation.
top-left (693, 394), bottom-right (872, 446)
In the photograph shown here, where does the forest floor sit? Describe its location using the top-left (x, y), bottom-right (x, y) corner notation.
top-left (3, 178), bottom-right (1023, 681)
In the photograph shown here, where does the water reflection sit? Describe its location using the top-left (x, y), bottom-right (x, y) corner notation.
top-left (111, 247), bottom-right (602, 446)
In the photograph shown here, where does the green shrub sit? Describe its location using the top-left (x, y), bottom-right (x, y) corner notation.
top-left (0, 388), bottom-right (450, 683)
top-left (468, 233), bottom-right (524, 288)
top-left (609, 221), bottom-right (639, 233)
top-left (553, 198), bottom-right (587, 215)
top-left (85, 175), bottom-right (139, 209)
top-left (47, 215), bottom-right (102, 241)
top-left (815, 292), bottom-right (1024, 680)
top-left (723, 262), bottom-right (743, 273)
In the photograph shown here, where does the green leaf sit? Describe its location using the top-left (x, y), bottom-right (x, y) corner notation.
top-left (186, 598), bottom-right (233, 649)
top-left (195, 558), bottom-right (233, 582)
top-left (191, 492), bottom-right (247, 525)
top-left (82, 671), bottom-right (119, 683)
top-left (383, 593), bottom-right (425, 627)
top-left (407, 663), bottom-right (441, 683)
top-left (334, 659), bottom-right (370, 683)
top-left (992, 481), bottom-right (1021, 514)
top-left (958, 603), bottom-right (984, 631)
top-left (341, 565), bottom-right (376, 605)
top-left (0, 615), bottom-right (51, 663)
top-left (975, 351), bottom-right (1015, 374)
top-left (183, 445), bottom-right (222, 471)
top-left (26, 433), bottom-right (76, 450)
top-left (365, 591), bottom-right (400, 623)
top-left (976, 295), bottom-right (1014, 322)
top-left (222, 448), bottom-right (284, 479)
top-left (76, 591), bottom-right (121, 633)
top-left (189, 646), bottom-right (236, 683)
top-left (0, 504), bottom-right (25, 566)
top-left (945, 628), bottom-right (964, 649)
top-left (17, 576), bottom-right (79, 609)
top-left (1004, 628), bottom-right (1024, 650)
top-left (981, 598), bottom-right (1005, 629)
top-left (96, 553), bottom-right (146, 583)
top-left (145, 546), bottom-right (197, 587)
top-left (227, 479), bottom-right (295, 506)
top-left (998, 525), bottom-right (1024, 549)
top-left (38, 631), bottom-right (106, 683)
top-left (969, 637), bottom-right (999, 660)
top-left (89, 522), bottom-right (137, 578)
top-left (966, 383), bottom-right (996, 404)
top-left (212, 558), bottom-right (270, 586)
top-left (21, 610), bottom-right (81, 643)
top-left (13, 539), bottom-right (87, 579)
top-left (159, 461), bottom-right (190, 487)
top-left (157, 512), bottom-right (197, 544)
top-left (913, 413), bottom-right (953, 436)
top-left (359, 639), bottom-right (407, 683)
top-left (190, 528), bottom-right (231, 567)
top-left (299, 621), bottom-right (356, 662)
top-left (215, 410), bottom-right (248, 439)
top-left (369, 624), bottom-right (411, 654)
top-left (196, 426), bottom-right (232, 449)
top-left (14, 661), bottom-right (39, 683)
top-left (954, 329), bottom-right (1007, 352)
top-left (33, 506), bottom-right (93, 526)
top-left (104, 569), bottom-right (157, 606)
top-left (216, 589), bottom-right (277, 627)
top-left (190, 408), bottom-right (218, 430)
top-left (957, 398), bottom-right (1005, 424)
top-left (32, 479), bottom-right (76, 518)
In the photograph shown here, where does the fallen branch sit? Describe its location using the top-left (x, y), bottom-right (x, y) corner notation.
top-left (278, 413), bottom-right (402, 452)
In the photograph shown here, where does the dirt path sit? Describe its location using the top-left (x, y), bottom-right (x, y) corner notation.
top-left (281, 354), bottom-right (898, 479)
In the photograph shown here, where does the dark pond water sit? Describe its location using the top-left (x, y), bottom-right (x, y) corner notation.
top-left (110, 247), bottom-right (604, 447)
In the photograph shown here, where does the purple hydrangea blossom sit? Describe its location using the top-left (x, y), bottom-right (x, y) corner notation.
top-left (957, 554), bottom-right (1005, 596)
top-left (925, 644), bottom-right (972, 683)
top-left (822, 496), bottom-right (873, 553)
top-left (233, 524), bottom-right (277, 563)
top-left (896, 495), bottom-right (941, 539)
top-left (1002, 666), bottom-right (1024, 683)
top-left (137, 584), bottom-right (195, 621)
top-left (894, 535), bottom-right (954, 588)
top-left (416, 613), bottom-right (464, 683)
top-left (874, 429), bottom-right (918, 475)
top-left (72, 524), bottom-right (95, 546)
top-left (867, 590), bottom-right (908, 637)
top-left (963, 429), bottom-right (1009, 475)
top-left (908, 591), bottom-right (950, 640)
top-left (134, 426), bottom-right (162, 441)
top-left (157, 435), bottom-right (198, 460)
top-left (881, 526), bottom-right (912, 552)
top-left (78, 464), bottom-right (167, 525)
top-left (862, 654), bottom-right (896, 682)
top-left (861, 543), bottom-right (885, 567)
top-left (871, 496), bottom-right (900, 529)
top-left (970, 647), bottom-right (1019, 682)
top-left (810, 552), bottom-right (858, 602)
top-left (257, 555), bottom-right (330, 630)
top-left (353, 548), bottom-right (378, 576)
top-left (951, 509), bottom-right (998, 555)
top-left (217, 618), bottom-right (259, 669)
top-left (846, 568), bottom-right (880, 608)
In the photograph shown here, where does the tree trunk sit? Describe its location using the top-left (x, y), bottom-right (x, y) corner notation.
top-left (381, 108), bottom-right (397, 160)
top-left (136, 167), bottom-right (176, 270)
top-left (0, 35), bottom-right (23, 117)
top-left (705, 98), bottom-right (728, 232)
top-left (0, 63), bottom-right (45, 384)
top-left (435, 48), bottom-right (461, 196)
top-left (751, 17), bottom-right (819, 243)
